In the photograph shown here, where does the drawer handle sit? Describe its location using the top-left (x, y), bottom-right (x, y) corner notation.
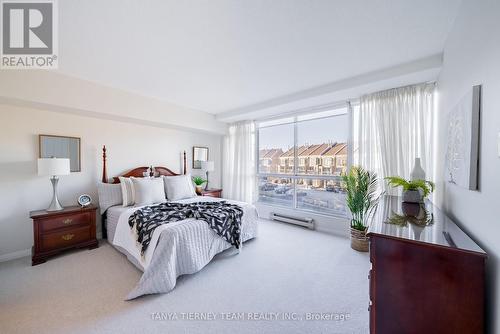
top-left (61, 234), bottom-right (75, 241)
top-left (62, 218), bottom-right (73, 225)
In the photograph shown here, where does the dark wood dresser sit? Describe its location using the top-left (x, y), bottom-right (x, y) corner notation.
top-left (367, 196), bottom-right (486, 334)
top-left (200, 188), bottom-right (222, 198)
top-left (30, 205), bottom-right (98, 265)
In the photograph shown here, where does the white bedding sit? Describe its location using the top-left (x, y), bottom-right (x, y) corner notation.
top-left (109, 196), bottom-right (258, 298)
top-left (106, 206), bottom-right (129, 242)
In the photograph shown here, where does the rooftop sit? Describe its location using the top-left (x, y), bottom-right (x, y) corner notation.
top-left (261, 143), bottom-right (347, 158)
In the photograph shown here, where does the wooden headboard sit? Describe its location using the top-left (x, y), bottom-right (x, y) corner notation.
top-left (101, 145), bottom-right (187, 184)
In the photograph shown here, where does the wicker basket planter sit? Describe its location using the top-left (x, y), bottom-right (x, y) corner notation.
top-left (350, 227), bottom-right (369, 252)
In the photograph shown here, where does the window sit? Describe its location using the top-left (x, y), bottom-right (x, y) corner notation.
top-left (258, 121), bottom-right (293, 174)
top-left (257, 105), bottom-right (351, 216)
top-left (258, 176), bottom-right (294, 207)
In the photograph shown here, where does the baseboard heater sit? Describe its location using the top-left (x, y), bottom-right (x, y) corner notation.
top-left (270, 212), bottom-right (314, 229)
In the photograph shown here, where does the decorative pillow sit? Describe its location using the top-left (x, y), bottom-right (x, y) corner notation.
top-left (163, 174), bottom-right (197, 201)
top-left (131, 177), bottom-right (166, 206)
top-left (97, 182), bottom-right (122, 213)
top-left (119, 177), bottom-right (135, 206)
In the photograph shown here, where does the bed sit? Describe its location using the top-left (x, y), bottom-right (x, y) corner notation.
top-left (99, 146), bottom-right (258, 299)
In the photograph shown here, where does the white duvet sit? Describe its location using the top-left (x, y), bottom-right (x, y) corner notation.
top-left (111, 196), bottom-right (258, 299)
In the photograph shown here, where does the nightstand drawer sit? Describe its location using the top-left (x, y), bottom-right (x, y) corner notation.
top-left (40, 212), bottom-right (89, 232)
top-left (201, 189), bottom-right (222, 198)
top-left (202, 192), bottom-right (220, 198)
top-left (41, 225), bottom-right (91, 251)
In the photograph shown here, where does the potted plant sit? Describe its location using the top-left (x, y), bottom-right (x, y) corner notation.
top-left (342, 166), bottom-right (380, 252)
top-left (385, 177), bottom-right (435, 203)
top-left (192, 176), bottom-right (207, 195)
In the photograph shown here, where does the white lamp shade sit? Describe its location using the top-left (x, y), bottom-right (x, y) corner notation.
top-left (201, 161), bottom-right (215, 172)
top-left (37, 158), bottom-right (70, 176)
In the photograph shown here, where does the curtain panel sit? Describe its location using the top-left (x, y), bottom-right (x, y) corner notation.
top-left (354, 83), bottom-right (435, 192)
top-left (222, 121), bottom-right (256, 203)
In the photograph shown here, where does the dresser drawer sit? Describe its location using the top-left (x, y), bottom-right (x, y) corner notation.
top-left (40, 212), bottom-right (90, 232)
top-left (41, 225), bottom-right (91, 251)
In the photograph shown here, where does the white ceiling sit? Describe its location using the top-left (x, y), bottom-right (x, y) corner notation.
top-left (58, 0), bottom-right (461, 115)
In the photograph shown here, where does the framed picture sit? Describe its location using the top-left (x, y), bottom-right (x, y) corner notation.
top-left (444, 85), bottom-right (481, 190)
top-left (193, 146), bottom-right (208, 169)
top-left (39, 135), bottom-right (81, 172)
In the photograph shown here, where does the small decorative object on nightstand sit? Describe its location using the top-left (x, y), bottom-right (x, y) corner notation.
top-left (200, 188), bottom-right (222, 198)
top-left (77, 194), bottom-right (92, 207)
top-left (30, 205), bottom-right (98, 265)
top-left (192, 176), bottom-right (207, 195)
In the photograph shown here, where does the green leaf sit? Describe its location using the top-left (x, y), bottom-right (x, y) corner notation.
top-left (385, 176), bottom-right (435, 198)
top-left (342, 166), bottom-right (381, 230)
top-left (192, 176), bottom-right (207, 186)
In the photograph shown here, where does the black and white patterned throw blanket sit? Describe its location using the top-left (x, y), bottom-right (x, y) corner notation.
top-left (128, 201), bottom-right (243, 255)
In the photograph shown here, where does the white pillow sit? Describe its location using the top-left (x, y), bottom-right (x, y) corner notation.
top-left (97, 182), bottom-right (122, 213)
top-left (119, 177), bottom-right (135, 207)
top-left (131, 177), bottom-right (166, 206)
top-left (163, 174), bottom-right (197, 201)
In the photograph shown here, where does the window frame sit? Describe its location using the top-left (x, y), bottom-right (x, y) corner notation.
top-left (256, 102), bottom-right (355, 218)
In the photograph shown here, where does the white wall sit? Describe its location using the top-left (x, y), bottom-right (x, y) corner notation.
top-left (436, 1), bottom-right (500, 332)
top-left (0, 105), bottom-right (223, 260)
top-left (0, 71), bottom-right (227, 135)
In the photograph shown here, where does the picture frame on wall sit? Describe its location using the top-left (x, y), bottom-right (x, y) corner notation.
top-left (444, 85), bottom-right (481, 190)
top-left (192, 146), bottom-right (209, 169)
top-left (39, 135), bottom-right (81, 172)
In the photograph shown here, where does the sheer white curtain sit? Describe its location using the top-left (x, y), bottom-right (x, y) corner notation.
top-left (222, 121), bottom-right (256, 203)
top-left (354, 83), bottom-right (435, 192)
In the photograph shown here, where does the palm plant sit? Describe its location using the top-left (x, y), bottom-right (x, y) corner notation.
top-left (341, 166), bottom-right (380, 232)
top-left (385, 177), bottom-right (435, 198)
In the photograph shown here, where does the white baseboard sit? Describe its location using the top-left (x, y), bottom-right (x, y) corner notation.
top-left (0, 248), bottom-right (31, 263)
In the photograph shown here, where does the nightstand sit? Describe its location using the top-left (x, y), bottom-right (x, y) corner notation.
top-left (30, 205), bottom-right (98, 266)
top-left (200, 188), bottom-right (223, 198)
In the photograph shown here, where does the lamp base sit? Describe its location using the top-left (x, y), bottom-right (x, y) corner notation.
top-left (46, 176), bottom-right (64, 211)
top-left (47, 200), bottom-right (63, 212)
top-left (205, 171), bottom-right (209, 190)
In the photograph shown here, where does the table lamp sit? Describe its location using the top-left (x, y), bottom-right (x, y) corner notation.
top-left (37, 158), bottom-right (70, 211)
top-left (201, 161), bottom-right (215, 190)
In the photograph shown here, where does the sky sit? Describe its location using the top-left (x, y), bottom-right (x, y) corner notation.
top-left (259, 114), bottom-right (348, 150)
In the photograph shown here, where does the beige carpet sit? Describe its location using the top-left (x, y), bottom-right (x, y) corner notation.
top-left (0, 220), bottom-right (369, 334)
